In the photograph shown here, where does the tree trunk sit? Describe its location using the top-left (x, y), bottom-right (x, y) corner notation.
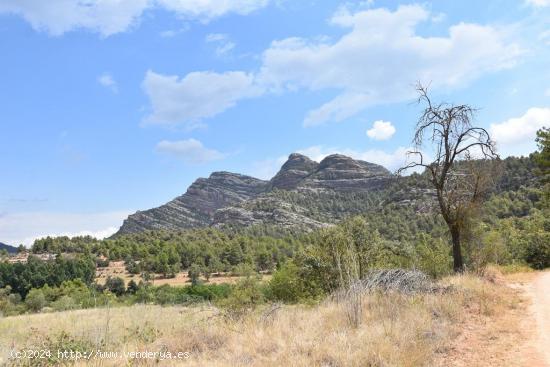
top-left (450, 226), bottom-right (464, 272)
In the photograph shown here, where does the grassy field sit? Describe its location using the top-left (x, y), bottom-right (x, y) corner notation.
top-left (0, 272), bottom-right (527, 367)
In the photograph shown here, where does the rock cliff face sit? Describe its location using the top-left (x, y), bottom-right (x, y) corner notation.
top-left (115, 153), bottom-right (393, 235)
top-left (117, 172), bottom-right (268, 235)
top-left (301, 154), bottom-right (391, 191)
top-left (269, 153), bottom-right (319, 190)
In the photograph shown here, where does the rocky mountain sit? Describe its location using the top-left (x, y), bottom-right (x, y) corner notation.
top-left (115, 153), bottom-right (396, 235)
top-left (118, 172), bottom-right (268, 234)
top-left (0, 242), bottom-right (17, 254)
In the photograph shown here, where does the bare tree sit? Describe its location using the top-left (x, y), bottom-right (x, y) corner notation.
top-left (399, 84), bottom-right (499, 272)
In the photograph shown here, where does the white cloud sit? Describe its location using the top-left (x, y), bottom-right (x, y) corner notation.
top-left (366, 120), bottom-right (396, 140)
top-left (160, 25), bottom-right (189, 37)
top-left (0, 211), bottom-right (131, 247)
top-left (296, 145), bottom-right (417, 172)
top-left (248, 155), bottom-right (287, 180)
top-left (142, 70), bottom-right (262, 127)
top-left (0, 0), bottom-right (271, 36)
top-left (156, 138), bottom-right (225, 164)
top-left (142, 5), bottom-right (521, 128)
top-left (205, 33), bottom-right (227, 42)
top-left (98, 73), bottom-right (117, 93)
top-left (539, 30), bottom-right (550, 45)
top-left (490, 107), bottom-right (550, 156)
top-left (0, 0), bottom-right (149, 37)
top-left (157, 0), bottom-right (270, 20)
top-left (256, 5), bottom-right (522, 126)
top-left (525, 0), bottom-right (550, 6)
top-left (205, 33), bottom-right (236, 56)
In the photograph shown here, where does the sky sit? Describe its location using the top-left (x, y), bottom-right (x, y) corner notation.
top-left (0, 0), bottom-right (549, 246)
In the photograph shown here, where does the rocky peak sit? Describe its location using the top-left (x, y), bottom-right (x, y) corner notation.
top-left (318, 154), bottom-right (390, 176)
top-left (115, 152), bottom-right (394, 235)
top-left (270, 153), bottom-right (319, 190)
top-left (302, 154), bottom-right (392, 191)
top-left (115, 172), bottom-right (267, 235)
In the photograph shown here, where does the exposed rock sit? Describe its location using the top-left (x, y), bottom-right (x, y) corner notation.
top-left (269, 153), bottom-right (319, 190)
top-left (117, 172), bottom-right (268, 235)
top-left (115, 153), bottom-right (394, 235)
top-left (300, 154), bottom-right (392, 191)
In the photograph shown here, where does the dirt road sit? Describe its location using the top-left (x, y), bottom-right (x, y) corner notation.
top-left (531, 271), bottom-right (550, 366)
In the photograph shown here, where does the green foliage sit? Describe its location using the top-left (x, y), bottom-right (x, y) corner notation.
top-left (218, 276), bottom-right (265, 318)
top-left (188, 263), bottom-right (203, 286)
top-left (104, 276), bottom-right (126, 296)
top-left (127, 279), bottom-right (139, 294)
top-left (524, 231), bottom-right (550, 269)
top-left (51, 295), bottom-right (77, 311)
top-left (25, 288), bottom-right (46, 312)
top-left (267, 261), bottom-right (322, 303)
top-left (413, 234), bottom-right (452, 278)
top-left (534, 127), bottom-right (550, 183)
top-left (0, 255), bottom-right (95, 298)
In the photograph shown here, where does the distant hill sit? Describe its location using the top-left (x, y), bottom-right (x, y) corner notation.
top-left (0, 242), bottom-right (18, 254)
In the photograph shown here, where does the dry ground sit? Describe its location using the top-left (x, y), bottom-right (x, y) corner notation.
top-left (434, 268), bottom-right (550, 367)
top-left (0, 272), bottom-right (529, 367)
top-left (95, 261), bottom-right (270, 286)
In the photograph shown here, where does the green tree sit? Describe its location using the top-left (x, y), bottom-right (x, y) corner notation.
top-left (25, 288), bottom-right (47, 312)
top-left (188, 264), bottom-right (203, 286)
top-left (127, 279), bottom-right (139, 294)
top-left (534, 127), bottom-right (550, 183)
top-left (104, 276), bottom-right (126, 296)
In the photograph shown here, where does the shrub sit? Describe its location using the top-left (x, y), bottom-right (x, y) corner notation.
top-left (267, 262), bottom-right (319, 303)
top-left (104, 276), bottom-right (126, 296)
top-left (127, 280), bottom-right (139, 294)
top-left (524, 233), bottom-right (550, 269)
top-left (51, 295), bottom-right (76, 311)
top-left (414, 234), bottom-right (452, 278)
top-left (188, 264), bottom-right (203, 286)
top-left (25, 288), bottom-right (47, 312)
top-left (218, 276), bottom-right (264, 318)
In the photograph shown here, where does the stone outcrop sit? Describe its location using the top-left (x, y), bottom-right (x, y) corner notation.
top-left (115, 153), bottom-right (394, 235)
top-left (117, 172), bottom-right (268, 235)
top-left (300, 154), bottom-right (391, 191)
top-left (269, 153), bottom-right (319, 190)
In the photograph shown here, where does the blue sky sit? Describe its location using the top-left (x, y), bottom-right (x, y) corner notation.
top-left (1, 0), bottom-right (549, 245)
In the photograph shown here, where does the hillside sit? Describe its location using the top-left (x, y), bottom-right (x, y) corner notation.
top-left (0, 242), bottom-right (17, 254)
top-left (116, 153), bottom-right (402, 235)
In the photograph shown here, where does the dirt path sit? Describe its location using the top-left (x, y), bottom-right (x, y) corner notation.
top-left (435, 271), bottom-right (550, 367)
top-left (530, 271), bottom-right (550, 366)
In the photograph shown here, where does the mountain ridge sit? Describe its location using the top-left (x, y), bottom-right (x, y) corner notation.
top-left (115, 153), bottom-right (394, 235)
top-left (0, 242), bottom-right (17, 254)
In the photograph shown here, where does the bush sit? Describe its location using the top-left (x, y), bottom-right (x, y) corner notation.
top-left (188, 264), bottom-right (203, 286)
top-left (25, 288), bottom-right (47, 312)
top-left (104, 276), bottom-right (126, 296)
top-left (524, 233), bottom-right (550, 269)
top-left (267, 262), bottom-right (317, 303)
top-left (51, 295), bottom-right (76, 311)
top-left (218, 276), bottom-right (264, 318)
top-left (414, 234), bottom-right (452, 278)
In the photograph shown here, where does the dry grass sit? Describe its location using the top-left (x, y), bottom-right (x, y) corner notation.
top-left (0, 273), bottom-right (526, 367)
top-left (432, 269), bottom-right (537, 367)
